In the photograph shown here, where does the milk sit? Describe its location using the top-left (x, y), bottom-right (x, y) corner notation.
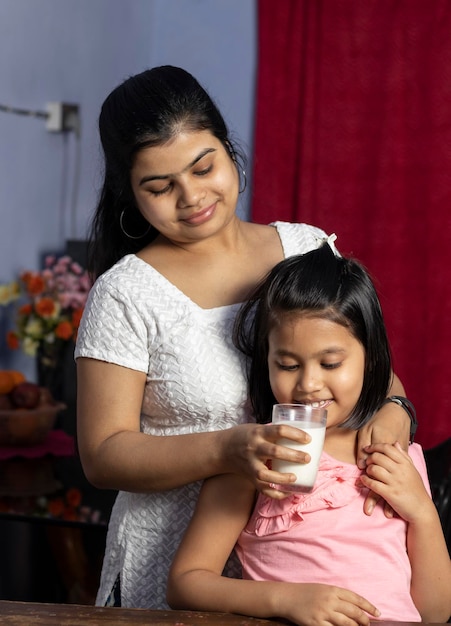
top-left (272, 421), bottom-right (326, 492)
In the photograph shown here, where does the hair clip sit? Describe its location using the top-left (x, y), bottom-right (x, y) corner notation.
top-left (322, 233), bottom-right (339, 255)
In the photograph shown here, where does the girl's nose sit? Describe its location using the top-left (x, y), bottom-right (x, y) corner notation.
top-left (296, 366), bottom-right (323, 393)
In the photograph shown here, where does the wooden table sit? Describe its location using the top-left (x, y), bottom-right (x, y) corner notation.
top-left (0, 601), bottom-right (283, 624)
top-left (0, 602), bottom-right (446, 626)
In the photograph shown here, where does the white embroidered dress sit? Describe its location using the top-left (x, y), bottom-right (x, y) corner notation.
top-left (75, 221), bottom-right (330, 608)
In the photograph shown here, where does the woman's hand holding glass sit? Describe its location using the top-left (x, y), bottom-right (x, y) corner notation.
top-left (223, 422), bottom-right (312, 499)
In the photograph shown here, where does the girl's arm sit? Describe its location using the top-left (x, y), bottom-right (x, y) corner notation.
top-left (77, 358), bottom-right (313, 494)
top-left (360, 442), bottom-right (451, 622)
top-left (167, 474), bottom-right (380, 626)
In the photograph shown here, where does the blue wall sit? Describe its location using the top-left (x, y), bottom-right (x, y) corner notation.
top-left (0, 0), bottom-right (256, 378)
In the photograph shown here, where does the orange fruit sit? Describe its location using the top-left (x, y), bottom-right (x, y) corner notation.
top-left (0, 371), bottom-right (15, 395)
top-left (9, 370), bottom-right (26, 386)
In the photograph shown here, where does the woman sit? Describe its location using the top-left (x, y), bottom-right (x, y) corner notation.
top-left (75, 65), bottom-right (413, 609)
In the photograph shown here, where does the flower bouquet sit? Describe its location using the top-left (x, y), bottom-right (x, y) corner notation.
top-left (4, 255), bottom-right (92, 400)
top-left (6, 255), bottom-right (91, 364)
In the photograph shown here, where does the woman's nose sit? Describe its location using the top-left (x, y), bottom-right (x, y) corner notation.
top-left (177, 181), bottom-right (205, 208)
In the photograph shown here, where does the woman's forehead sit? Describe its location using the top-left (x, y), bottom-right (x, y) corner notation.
top-left (133, 130), bottom-right (220, 174)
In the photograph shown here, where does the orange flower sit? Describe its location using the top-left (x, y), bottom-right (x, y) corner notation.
top-left (47, 497), bottom-right (65, 517)
top-left (18, 303), bottom-right (32, 316)
top-left (35, 297), bottom-right (57, 318)
top-left (22, 273), bottom-right (45, 296)
top-left (6, 331), bottom-right (19, 350)
top-left (71, 308), bottom-right (83, 329)
top-left (55, 320), bottom-right (74, 340)
top-left (66, 487), bottom-right (82, 508)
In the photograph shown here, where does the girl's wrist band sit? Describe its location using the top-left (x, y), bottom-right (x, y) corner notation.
top-left (382, 395), bottom-right (417, 443)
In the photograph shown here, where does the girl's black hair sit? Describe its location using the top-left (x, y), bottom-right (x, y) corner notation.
top-left (234, 243), bottom-right (392, 427)
top-left (88, 65), bottom-right (246, 279)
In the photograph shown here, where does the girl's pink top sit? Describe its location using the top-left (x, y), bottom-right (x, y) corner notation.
top-left (236, 443), bottom-right (430, 621)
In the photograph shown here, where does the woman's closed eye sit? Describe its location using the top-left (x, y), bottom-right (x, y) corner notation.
top-left (150, 183), bottom-right (172, 197)
top-left (194, 164), bottom-right (213, 177)
top-left (148, 165), bottom-right (212, 196)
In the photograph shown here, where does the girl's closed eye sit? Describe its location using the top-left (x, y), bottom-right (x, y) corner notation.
top-left (276, 361), bottom-right (299, 371)
top-left (322, 361), bottom-right (342, 370)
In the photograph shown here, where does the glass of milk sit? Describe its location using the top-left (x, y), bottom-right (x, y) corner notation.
top-left (271, 403), bottom-right (327, 492)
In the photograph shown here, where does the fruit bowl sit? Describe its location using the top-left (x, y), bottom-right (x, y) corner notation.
top-left (0, 403), bottom-right (66, 447)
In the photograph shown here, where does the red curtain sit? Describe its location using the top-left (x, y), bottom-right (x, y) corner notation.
top-left (252, 0), bottom-right (451, 448)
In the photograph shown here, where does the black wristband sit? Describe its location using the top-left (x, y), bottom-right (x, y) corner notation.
top-left (381, 395), bottom-right (417, 444)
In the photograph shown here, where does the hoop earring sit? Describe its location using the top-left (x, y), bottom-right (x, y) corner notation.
top-left (119, 210), bottom-right (151, 240)
top-left (239, 170), bottom-right (247, 194)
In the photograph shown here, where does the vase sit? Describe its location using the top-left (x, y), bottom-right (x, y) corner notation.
top-left (37, 341), bottom-right (76, 404)
top-left (37, 347), bottom-right (63, 403)
top-left (36, 341), bottom-right (77, 435)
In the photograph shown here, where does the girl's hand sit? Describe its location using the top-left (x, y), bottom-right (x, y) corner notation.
top-left (223, 423), bottom-right (312, 499)
top-left (360, 442), bottom-right (432, 523)
top-left (356, 400), bottom-right (410, 516)
top-left (279, 583), bottom-right (380, 626)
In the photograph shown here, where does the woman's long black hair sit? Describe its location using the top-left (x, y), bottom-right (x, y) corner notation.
top-left (234, 243), bottom-right (392, 427)
top-left (88, 65), bottom-right (246, 279)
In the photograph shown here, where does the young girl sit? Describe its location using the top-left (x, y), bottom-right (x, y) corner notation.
top-left (167, 241), bottom-right (451, 625)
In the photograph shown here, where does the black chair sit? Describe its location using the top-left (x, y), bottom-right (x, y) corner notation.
top-left (424, 438), bottom-right (451, 623)
top-left (424, 437), bottom-right (451, 552)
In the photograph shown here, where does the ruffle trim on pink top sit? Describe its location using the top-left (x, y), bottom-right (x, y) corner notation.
top-left (246, 453), bottom-right (366, 537)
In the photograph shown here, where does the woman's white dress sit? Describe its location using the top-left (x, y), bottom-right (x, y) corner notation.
top-left (75, 221), bottom-right (329, 608)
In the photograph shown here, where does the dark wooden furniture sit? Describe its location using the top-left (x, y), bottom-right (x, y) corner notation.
top-left (0, 602), bottom-right (445, 625)
top-left (0, 446), bottom-right (116, 604)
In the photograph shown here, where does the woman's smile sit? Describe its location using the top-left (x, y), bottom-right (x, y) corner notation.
top-left (180, 203), bottom-right (217, 226)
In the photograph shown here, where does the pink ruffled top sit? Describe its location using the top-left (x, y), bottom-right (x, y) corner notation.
top-left (236, 444), bottom-right (429, 621)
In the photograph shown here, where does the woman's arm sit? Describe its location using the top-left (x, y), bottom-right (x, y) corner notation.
top-left (356, 373), bottom-right (413, 515)
top-left (360, 442), bottom-right (451, 622)
top-left (356, 373), bottom-right (411, 466)
top-left (167, 474), bottom-right (380, 626)
top-left (77, 358), bottom-right (313, 493)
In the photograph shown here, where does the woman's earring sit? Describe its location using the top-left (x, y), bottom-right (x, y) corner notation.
top-left (239, 170), bottom-right (247, 194)
top-left (119, 210), bottom-right (151, 240)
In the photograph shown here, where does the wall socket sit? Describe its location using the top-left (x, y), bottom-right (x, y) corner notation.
top-left (46, 102), bottom-right (80, 135)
